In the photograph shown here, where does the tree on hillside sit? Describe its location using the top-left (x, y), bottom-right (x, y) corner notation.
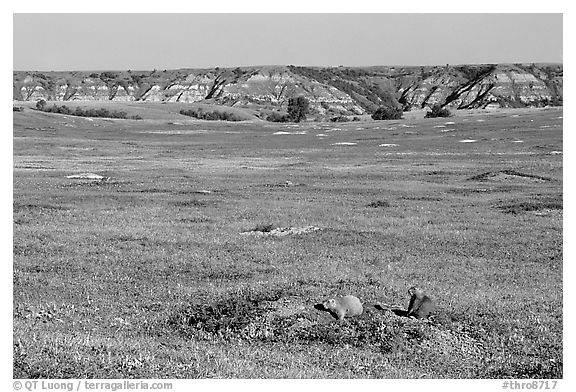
top-left (287, 96), bottom-right (310, 123)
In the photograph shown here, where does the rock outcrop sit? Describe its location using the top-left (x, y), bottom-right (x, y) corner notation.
top-left (13, 63), bottom-right (562, 115)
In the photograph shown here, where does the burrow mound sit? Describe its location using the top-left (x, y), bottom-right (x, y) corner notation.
top-left (166, 290), bottom-right (484, 358)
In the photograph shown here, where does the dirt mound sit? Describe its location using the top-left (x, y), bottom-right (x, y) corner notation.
top-left (468, 170), bottom-right (553, 182)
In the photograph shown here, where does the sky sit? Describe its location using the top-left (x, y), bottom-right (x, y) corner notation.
top-left (13, 13), bottom-right (563, 71)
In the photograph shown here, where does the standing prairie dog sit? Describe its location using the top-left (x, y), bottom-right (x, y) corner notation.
top-left (321, 295), bottom-right (364, 321)
top-left (406, 286), bottom-right (434, 319)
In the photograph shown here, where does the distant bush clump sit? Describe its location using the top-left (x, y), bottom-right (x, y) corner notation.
top-left (330, 115), bottom-right (350, 123)
top-left (179, 108), bottom-right (243, 122)
top-left (264, 97), bottom-right (310, 123)
top-left (425, 105), bottom-right (452, 118)
top-left (266, 112), bottom-right (290, 123)
top-left (371, 106), bottom-right (403, 120)
top-left (99, 71), bottom-right (119, 80)
top-left (36, 103), bottom-right (142, 120)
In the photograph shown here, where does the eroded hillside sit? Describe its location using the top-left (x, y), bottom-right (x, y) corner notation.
top-left (13, 63), bottom-right (562, 117)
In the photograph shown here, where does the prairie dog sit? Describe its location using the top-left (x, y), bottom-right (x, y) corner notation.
top-left (407, 286), bottom-right (434, 319)
top-left (321, 295), bottom-right (364, 321)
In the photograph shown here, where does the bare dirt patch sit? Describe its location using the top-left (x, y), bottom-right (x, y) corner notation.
top-left (241, 226), bottom-right (321, 237)
top-left (66, 173), bottom-right (108, 180)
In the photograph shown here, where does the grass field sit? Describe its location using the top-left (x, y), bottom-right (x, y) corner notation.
top-left (13, 104), bottom-right (563, 378)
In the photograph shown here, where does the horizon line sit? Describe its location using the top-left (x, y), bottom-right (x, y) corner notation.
top-left (13, 61), bottom-right (564, 73)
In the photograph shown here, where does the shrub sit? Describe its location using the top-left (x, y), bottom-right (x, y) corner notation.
top-left (35, 103), bottom-right (141, 120)
top-left (180, 108), bottom-right (197, 118)
top-left (179, 108), bottom-right (242, 122)
top-left (74, 107), bottom-right (85, 117)
top-left (53, 105), bottom-right (72, 115)
top-left (371, 106), bottom-right (403, 120)
top-left (35, 99), bottom-right (47, 111)
top-left (425, 105), bottom-right (452, 118)
top-left (330, 115), bottom-right (350, 123)
top-left (266, 112), bottom-right (290, 123)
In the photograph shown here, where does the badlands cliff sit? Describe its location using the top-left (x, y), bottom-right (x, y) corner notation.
top-left (13, 63), bottom-right (562, 117)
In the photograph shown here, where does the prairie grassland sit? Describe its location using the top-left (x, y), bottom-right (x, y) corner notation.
top-left (13, 106), bottom-right (563, 378)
